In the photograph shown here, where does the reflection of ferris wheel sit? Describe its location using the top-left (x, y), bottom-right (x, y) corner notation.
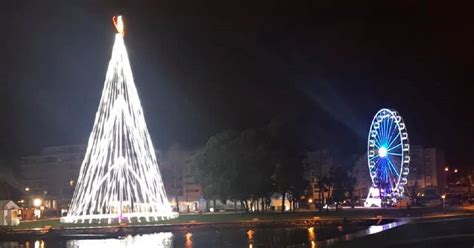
top-left (366, 108), bottom-right (410, 206)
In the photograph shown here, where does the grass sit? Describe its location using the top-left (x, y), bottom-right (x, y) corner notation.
top-left (15, 212), bottom-right (320, 229)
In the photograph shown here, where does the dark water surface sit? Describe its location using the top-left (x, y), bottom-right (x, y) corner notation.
top-left (0, 224), bottom-right (369, 248)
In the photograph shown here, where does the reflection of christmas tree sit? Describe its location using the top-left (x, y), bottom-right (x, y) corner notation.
top-left (62, 16), bottom-right (177, 223)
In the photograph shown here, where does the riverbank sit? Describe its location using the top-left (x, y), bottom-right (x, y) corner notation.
top-left (15, 206), bottom-right (472, 228)
top-left (1, 207), bottom-right (472, 241)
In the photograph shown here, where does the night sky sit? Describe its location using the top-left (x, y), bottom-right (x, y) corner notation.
top-left (1, 1), bottom-right (474, 168)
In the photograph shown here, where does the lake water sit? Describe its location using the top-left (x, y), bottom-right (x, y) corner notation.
top-left (0, 224), bottom-right (370, 248)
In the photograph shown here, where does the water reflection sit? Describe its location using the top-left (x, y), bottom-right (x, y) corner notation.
top-left (367, 221), bottom-right (405, 235)
top-left (0, 240), bottom-right (46, 248)
top-left (308, 227), bottom-right (317, 248)
top-left (247, 229), bottom-right (255, 247)
top-left (185, 232), bottom-right (192, 248)
top-left (0, 241), bottom-right (19, 248)
top-left (321, 219), bottom-right (408, 247)
top-left (0, 222), bottom-right (376, 248)
top-left (246, 229), bottom-right (254, 240)
top-left (367, 225), bottom-right (384, 234)
top-left (307, 227), bottom-right (315, 241)
top-left (34, 241), bottom-right (44, 248)
top-left (67, 232), bottom-right (173, 248)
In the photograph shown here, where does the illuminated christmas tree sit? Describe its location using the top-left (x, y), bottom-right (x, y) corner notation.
top-left (62, 16), bottom-right (177, 223)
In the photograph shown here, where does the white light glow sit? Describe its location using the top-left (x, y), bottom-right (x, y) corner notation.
top-left (378, 147), bottom-right (387, 158)
top-left (364, 187), bottom-right (381, 208)
top-left (33, 198), bottom-right (42, 207)
top-left (62, 16), bottom-right (177, 223)
top-left (67, 232), bottom-right (174, 248)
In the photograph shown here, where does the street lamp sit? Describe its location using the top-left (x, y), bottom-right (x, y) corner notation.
top-left (454, 169), bottom-right (458, 173)
top-left (25, 187), bottom-right (30, 192)
top-left (441, 194), bottom-right (446, 212)
top-left (33, 198), bottom-right (42, 208)
top-left (468, 173), bottom-right (473, 205)
top-left (444, 167), bottom-right (449, 193)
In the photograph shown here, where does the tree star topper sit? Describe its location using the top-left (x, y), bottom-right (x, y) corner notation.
top-left (113, 15), bottom-right (125, 36)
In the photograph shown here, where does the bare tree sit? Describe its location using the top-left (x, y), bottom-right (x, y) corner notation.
top-left (0, 166), bottom-right (21, 200)
top-left (303, 150), bottom-right (331, 212)
top-left (162, 144), bottom-right (189, 213)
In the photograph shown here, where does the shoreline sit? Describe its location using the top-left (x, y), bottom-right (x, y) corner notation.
top-left (0, 217), bottom-right (390, 241)
top-left (1, 207), bottom-right (473, 241)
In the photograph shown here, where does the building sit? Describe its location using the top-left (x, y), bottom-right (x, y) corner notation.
top-left (302, 151), bottom-right (333, 208)
top-left (0, 200), bottom-right (20, 226)
top-left (20, 145), bottom-right (86, 211)
top-left (353, 146), bottom-right (447, 201)
top-left (353, 154), bottom-right (371, 200)
top-left (159, 147), bottom-right (204, 212)
top-left (20, 145), bottom-right (204, 214)
top-left (406, 146), bottom-right (446, 195)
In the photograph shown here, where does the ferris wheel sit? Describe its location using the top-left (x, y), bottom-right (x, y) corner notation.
top-left (365, 108), bottom-right (410, 207)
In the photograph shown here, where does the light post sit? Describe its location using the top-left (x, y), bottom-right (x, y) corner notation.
top-left (33, 198), bottom-right (42, 208)
top-left (33, 198), bottom-right (42, 219)
top-left (468, 172), bottom-right (472, 205)
top-left (444, 167), bottom-right (449, 195)
top-left (441, 194), bottom-right (446, 213)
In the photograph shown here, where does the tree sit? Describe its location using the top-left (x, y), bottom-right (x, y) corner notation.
top-left (192, 130), bottom-right (239, 209)
top-left (328, 162), bottom-right (356, 211)
top-left (230, 128), bottom-right (275, 212)
top-left (191, 116), bottom-right (308, 213)
top-left (270, 144), bottom-right (307, 212)
top-left (191, 128), bottom-right (275, 212)
top-left (162, 143), bottom-right (192, 212)
top-left (303, 150), bottom-right (332, 212)
top-left (271, 161), bottom-right (289, 212)
top-left (0, 166), bottom-right (21, 200)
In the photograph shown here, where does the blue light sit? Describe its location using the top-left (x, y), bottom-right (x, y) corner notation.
top-left (367, 108), bottom-right (411, 206)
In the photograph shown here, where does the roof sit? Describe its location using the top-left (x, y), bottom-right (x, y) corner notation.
top-left (0, 200), bottom-right (20, 210)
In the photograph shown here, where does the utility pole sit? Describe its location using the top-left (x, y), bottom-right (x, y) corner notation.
top-left (468, 170), bottom-right (472, 205)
